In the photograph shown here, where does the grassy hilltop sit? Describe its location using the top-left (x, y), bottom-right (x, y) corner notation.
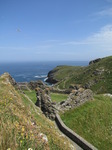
top-left (47, 56), bottom-right (112, 94)
top-left (0, 73), bottom-right (74, 150)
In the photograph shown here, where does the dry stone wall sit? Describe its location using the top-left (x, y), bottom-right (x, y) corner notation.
top-left (35, 88), bottom-right (56, 120)
top-left (35, 87), bottom-right (93, 120)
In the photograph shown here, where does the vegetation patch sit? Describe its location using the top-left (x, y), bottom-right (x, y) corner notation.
top-left (0, 73), bottom-right (74, 150)
top-left (50, 93), bottom-right (68, 103)
top-left (23, 90), bottom-right (37, 104)
top-left (49, 56), bottom-right (112, 93)
top-left (61, 95), bottom-right (112, 150)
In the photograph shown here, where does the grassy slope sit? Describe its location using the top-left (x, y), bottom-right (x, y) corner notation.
top-left (61, 95), bottom-right (112, 150)
top-left (0, 73), bottom-right (74, 150)
top-left (23, 90), bottom-right (37, 104)
top-left (52, 56), bottom-right (112, 93)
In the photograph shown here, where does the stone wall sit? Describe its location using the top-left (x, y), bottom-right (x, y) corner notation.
top-left (35, 87), bottom-right (93, 120)
top-left (57, 88), bottom-right (93, 112)
top-left (35, 88), bottom-right (56, 120)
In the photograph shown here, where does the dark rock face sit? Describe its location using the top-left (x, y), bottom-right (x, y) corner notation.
top-left (7, 73), bottom-right (20, 90)
top-left (89, 58), bottom-right (102, 65)
top-left (8, 74), bottom-right (17, 87)
top-left (35, 88), bottom-right (56, 120)
top-left (46, 70), bottom-right (59, 84)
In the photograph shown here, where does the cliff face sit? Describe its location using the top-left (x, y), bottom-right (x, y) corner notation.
top-left (46, 69), bottom-right (59, 84)
top-left (46, 56), bottom-right (112, 94)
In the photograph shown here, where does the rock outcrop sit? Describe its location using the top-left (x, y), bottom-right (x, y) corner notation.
top-left (89, 58), bottom-right (102, 65)
top-left (4, 73), bottom-right (19, 89)
top-left (46, 70), bottom-right (59, 84)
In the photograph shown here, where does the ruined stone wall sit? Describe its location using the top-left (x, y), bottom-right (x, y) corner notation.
top-left (35, 87), bottom-right (93, 120)
top-left (57, 88), bottom-right (93, 112)
top-left (35, 88), bottom-right (56, 120)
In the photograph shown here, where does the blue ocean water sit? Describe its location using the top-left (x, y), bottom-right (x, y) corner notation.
top-left (0, 61), bottom-right (89, 82)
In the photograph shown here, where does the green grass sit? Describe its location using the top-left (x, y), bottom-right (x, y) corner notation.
top-left (23, 90), bottom-right (68, 104)
top-left (0, 73), bottom-right (74, 150)
top-left (50, 93), bottom-right (68, 103)
top-left (61, 95), bottom-right (112, 150)
top-left (23, 90), bottom-right (37, 104)
top-left (51, 56), bottom-right (112, 93)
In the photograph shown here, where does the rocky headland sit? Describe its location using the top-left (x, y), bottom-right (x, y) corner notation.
top-left (46, 56), bottom-right (112, 94)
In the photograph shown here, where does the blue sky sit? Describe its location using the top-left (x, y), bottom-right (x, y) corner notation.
top-left (0, 0), bottom-right (112, 62)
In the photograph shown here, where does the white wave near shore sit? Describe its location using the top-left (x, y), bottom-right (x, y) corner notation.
top-left (34, 75), bottom-right (47, 79)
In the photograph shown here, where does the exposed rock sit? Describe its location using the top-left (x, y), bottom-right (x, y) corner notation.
top-left (46, 70), bottom-right (59, 84)
top-left (28, 80), bottom-right (47, 90)
top-left (89, 58), bottom-right (102, 65)
top-left (17, 82), bottom-right (29, 90)
top-left (38, 133), bottom-right (48, 143)
top-left (104, 93), bottom-right (112, 98)
top-left (8, 74), bottom-right (17, 86)
top-left (3, 73), bottom-right (19, 89)
top-left (93, 68), bottom-right (105, 76)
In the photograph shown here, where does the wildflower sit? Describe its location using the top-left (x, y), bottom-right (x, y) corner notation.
top-left (26, 134), bottom-right (28, 139)
top-left (15, 123), bottom-right (19, 127)
top-left (21, 133), bottom-right (24, 137)
top-left (20, 140), bottom-right (23, 143)
top-left (22, 127), bottom-right (25, 132)
top-left (28, 148), bottom-right (33, 150)
top-left (7, 148), bottom-right (11, 150)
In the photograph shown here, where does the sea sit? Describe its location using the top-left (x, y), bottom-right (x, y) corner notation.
top-left (0, 61), bottom-right (89, 83)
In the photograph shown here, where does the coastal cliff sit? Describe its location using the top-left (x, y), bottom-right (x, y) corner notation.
top-left (46, 56), bottom-right (112, 94)
top-left (46, 69), bottom-right (59, 84)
